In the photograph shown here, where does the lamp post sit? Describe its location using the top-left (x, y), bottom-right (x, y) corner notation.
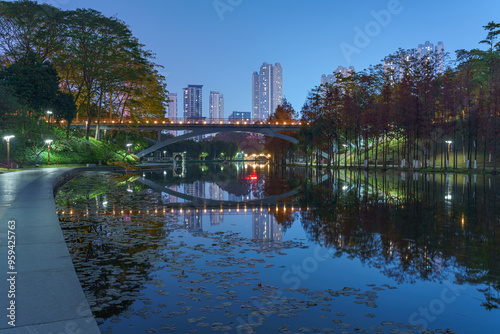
top-left (45, 139), bottom-right (53, 164)
top-left (3, 135), bottom-right (14, 170)
top-left (126, 143), bottom-right (132, 154)
top-left (46, 110), bottom-right (53, 124)
top-left (445, 140), bottom-right (452, 168)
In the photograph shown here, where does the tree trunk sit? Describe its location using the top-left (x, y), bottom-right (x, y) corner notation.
top-left (85, 96), bottom-right (92, 145)
top-left (95, 92), bottom-right (103, 141)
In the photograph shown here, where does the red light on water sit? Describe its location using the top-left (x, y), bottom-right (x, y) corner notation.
top-left (245, 171), bottom-right (258, 181)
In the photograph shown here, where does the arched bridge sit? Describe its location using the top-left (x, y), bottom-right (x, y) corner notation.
top-left (71, 118), bottom-right (301, 158)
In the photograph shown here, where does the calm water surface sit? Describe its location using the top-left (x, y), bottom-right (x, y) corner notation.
top-left (55, 163), bottom-right (500, 334)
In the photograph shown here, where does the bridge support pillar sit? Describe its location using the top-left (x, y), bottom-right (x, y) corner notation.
top-left (158, 130), bottom-right (162, 142)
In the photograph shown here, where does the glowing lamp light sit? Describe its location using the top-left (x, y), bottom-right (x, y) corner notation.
top-left (3, 135), bottom-right (14, 170)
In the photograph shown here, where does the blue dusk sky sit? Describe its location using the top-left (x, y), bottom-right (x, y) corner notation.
top-left (34, 0), bottom-right (500, 117)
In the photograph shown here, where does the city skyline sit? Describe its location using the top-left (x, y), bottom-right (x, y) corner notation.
top-left (34, 0), bottom-right (500, 115)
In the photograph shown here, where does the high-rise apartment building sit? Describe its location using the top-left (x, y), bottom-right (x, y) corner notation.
top-left (418, 41), bottom-right (445, 74)
top-left (384, 41), bottom-right (445, 81)
top-left (321, 65), bottom-right (355, 85)
top-left (166, 93), bottom-right (177, 121)
top-left (252, 62), bottom-right (283, 121)
top-left (271, 64), bottom-right (283, 116)
top-left (252, 72), bottom-right (259, 121)
top-left (209, 91), bottom-right (224, 120)
top-left (183, 85), bottom-right (203, 119)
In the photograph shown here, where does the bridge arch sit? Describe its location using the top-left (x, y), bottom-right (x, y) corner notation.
top-left (136, 172), bottom-right (330, 208)
top-left (137, 128), bottom-right (298, 158)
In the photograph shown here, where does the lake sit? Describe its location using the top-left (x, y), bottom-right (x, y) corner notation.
top-left (55, 163), bottom-right (500, 333)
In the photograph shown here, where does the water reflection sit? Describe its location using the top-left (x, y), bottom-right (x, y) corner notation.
top-left (55, 165), bottom-right (500, 333)
top-left (297, 170), bottom-right (500, 311)
top-left (56, 165), bottom-right (302, 322)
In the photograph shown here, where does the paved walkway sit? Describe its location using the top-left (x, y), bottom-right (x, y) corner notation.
top-left (0, 169), bottom-right (100, 333)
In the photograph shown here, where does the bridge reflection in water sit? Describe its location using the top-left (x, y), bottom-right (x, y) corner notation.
top-left (59, 191), bottom-right (301, 242)
top-left (135, 172), bottom-right (321, 235)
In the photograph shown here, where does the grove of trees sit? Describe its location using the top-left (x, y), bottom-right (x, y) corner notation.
top-left (298, 22), bottom-right (500, 172)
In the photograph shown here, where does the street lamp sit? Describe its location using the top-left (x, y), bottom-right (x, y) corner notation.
top-left (45, 139), bottom-right (53, 164)
top-left (46, 110), bottom-right (53, 123)
top-left (3, 135), bottom-right (14, 170)
top-left (445, 140), bottom-right (452, 151)
top-left (126, 143), bottom-right (132, 154)
top-left (445, 140), bottom-right (452, 168)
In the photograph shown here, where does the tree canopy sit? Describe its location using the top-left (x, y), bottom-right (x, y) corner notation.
top-left (0, 50), bottom-right (59, 115)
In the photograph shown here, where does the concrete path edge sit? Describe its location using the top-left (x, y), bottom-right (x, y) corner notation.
top-left (0, 167), bottom-right (125, 334)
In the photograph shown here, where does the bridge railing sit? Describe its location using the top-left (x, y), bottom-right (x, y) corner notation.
top-left (71, 118), bottom-right (305, 126)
